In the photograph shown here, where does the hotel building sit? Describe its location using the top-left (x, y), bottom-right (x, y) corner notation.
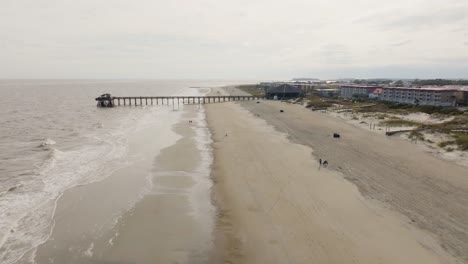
top-left (339, 85), bottom-right (382, 99)
top-left (339, 85), bottom-right (458, 107)
top-left (380, 87), bottom-right (457, 107)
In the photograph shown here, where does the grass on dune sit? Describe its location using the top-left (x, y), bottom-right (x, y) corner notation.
top-left (380, 118), bottom-right (421, 127)
top-left (236, 85), bottom-right (264, 96)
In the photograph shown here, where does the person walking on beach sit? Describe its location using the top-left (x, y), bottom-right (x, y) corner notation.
top-left (319, 158), bottom-right (322, 166)
top-left (323, 160), bottom-right (328, 167)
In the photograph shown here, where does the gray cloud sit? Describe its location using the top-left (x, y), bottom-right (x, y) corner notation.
top-left (391, 40), bottom-right (411, 47)
top-left (304, 64), bottom-right (468, 79)
top-left (384, 10), bottom-right (467, 31)
top-left (319, 44), bottom-right (353, 65)
top-left (356, 6), bottom-right (468, 32)
top-left (0, 0), bottom-right (467, 79)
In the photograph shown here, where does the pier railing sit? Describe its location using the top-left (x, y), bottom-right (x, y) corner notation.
top-left (95, 94), bottom-right (265, 107)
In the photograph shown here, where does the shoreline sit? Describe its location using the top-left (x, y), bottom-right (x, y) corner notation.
top-left (32, 99), bottom-right (216, 263)
top-left (206, 87), bottom-right (250, 263)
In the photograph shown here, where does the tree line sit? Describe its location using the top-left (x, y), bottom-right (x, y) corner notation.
top-left (352, 79), bottom-right (468, 86)
top-left (412, 79), bottom-right (468, 86)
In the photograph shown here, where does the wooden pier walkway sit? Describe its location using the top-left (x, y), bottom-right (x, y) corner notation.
top-left (95, 93), bottom-right (265, 107)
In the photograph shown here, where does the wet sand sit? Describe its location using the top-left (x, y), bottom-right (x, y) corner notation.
top-left (33, 105), bottom-right (215, 264)
top-left (206, 100), bottom-right (460, 264)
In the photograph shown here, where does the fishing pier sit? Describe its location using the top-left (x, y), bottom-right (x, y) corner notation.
top-left (95, 94), bottom-right (265, 107)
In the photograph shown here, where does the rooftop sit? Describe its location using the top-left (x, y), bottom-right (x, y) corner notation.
top-left (340, 85), bottom-right (383, 88)
top-left (384, 87), bottom-right (459, 92)
top-left (266, 84), bottom-right (303, 93)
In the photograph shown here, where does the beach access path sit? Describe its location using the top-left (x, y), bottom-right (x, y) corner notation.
top-left (206, 100), bottom-right (461, 264)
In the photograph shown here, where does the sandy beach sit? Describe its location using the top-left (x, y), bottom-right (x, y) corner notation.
top-left (324, 108), bottom-right (468, 167)
top-left (22, 86), bottom-right (467, 264)
top-left (3, 1), bottom-right (468, 262)
top-left (206, 95), bottom-right (466, 263)
top-left (32, 103), bottom-right (216, 264)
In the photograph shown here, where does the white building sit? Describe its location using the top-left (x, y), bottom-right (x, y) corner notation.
top-left (380, 87), bottom-right (457, 107)
top-left (339, 85), bottom-right (382, 99)
top-left (339, 85), bottom-right (458, 106)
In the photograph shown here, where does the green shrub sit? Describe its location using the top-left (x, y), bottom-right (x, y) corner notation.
top-left (305, 95), bottom-right (334, 108)
top-left (438, 140), bottom-right (456, 148)
top-left (454, 134), bottom-right (468, 151)
top-left (409, 130), bottom-right (425, 141)
top-left (368, 101), bottom-right (462, 115)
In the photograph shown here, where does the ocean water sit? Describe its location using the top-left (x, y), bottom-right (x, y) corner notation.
top-left (0, 79), bottom-right (240, 264)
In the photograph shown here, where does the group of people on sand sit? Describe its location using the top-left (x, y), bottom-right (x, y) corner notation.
top-left (319, 158), bottom-right (328, 167)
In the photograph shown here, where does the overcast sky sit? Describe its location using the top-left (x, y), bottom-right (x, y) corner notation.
top-left (1, 0), bottom-right (467, 80)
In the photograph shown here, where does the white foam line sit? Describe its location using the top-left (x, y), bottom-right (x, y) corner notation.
top-left (6, 191), bottom-right (63, 264)
top-left (182, 100), bottom-right (216, 253)
top-left (1, 106), bottom-right (177, 264)
top-left (83, 242), bottom-right (94, 258)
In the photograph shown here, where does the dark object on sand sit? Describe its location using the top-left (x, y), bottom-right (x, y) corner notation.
top-left (333, 133), bottom-right (340, 138)
top-left (323, 160), bottom-right (328, 167)
top-left (280, 110), bottom-right (284, 112)
top-left (257, 101), bottom-right (260, 103)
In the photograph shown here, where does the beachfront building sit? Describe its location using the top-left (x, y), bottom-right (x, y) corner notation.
top-left (455, 87), bottom-right (468, 106)
top-left (369, 88), bottom-right (383, 99)
top-left (339, 85), bottom-right (382, 99)
top-left (381, 87), bottom-right (457, 106)
top-left (314, 88), bottom-right (340, 97)
top-left (260, 81), bottom-right (316, 90)
top-left (339, 85), bottom-right (458, 106)
top-left (266, 84), bottom-right (304, 99)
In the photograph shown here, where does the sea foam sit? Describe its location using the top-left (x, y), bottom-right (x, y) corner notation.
top-left (39, 138), bottom-right (56, 147)
top-left (0, 106), bottom-right (170, 264)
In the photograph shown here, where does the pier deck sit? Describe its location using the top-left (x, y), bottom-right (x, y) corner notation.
top-left (95, 94), bottom-right (265, 107)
